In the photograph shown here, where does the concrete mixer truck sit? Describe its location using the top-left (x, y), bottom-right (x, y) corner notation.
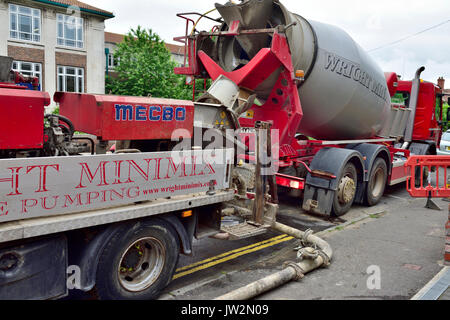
top-left (0, 0), bottom-right (445, 301)
top-left (174, 0), bottom-right (447, 217)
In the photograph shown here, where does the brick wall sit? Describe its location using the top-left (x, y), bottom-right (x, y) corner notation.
top-left (7, 45), bottom-right (45, 89)
top-left (55, 51), bottom-right (87, 92)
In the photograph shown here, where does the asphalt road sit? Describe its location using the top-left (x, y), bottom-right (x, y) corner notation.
top-left (162, 180), bottom-right (448, 300)
top-left (164, 191), bottom-right (344, 295)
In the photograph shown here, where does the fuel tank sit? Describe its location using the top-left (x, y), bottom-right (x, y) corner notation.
top-left (214, 0), bottom-right (391, 140)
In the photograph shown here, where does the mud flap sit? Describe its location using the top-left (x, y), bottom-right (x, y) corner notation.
top-left (302, 148), bottom-right (365, 216)
top-left (302, 185), bottom-right (335, 216)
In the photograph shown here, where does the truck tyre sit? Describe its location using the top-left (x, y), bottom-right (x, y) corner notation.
top-left (232, 163), bottom-right (256, 195)
top-left (414, 149), bottom-right (431, 187)
top-left (365, 158), bottom-right (387, 206)
top-left (414, 166), bottom-right (430, 187)
top-left (94, 219), bottom-right (179, 300)
top-left (332, 162), bottom-right (358, 217)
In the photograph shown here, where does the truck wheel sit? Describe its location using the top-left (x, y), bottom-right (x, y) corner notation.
top-left (332, 162), bottom-right (358, 217)
top-left (365, 158), bottom-right (387, 206)
top-left (414, 147), bottom-right (431, 187)
top-left (94, 219), bottom-right (179, 300)
top-left (414, 166), bottom-right (430, 187)
top-left (232, 163), bottom-right (255, 195)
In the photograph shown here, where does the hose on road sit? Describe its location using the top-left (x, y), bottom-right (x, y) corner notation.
top-left (214, 222), bottom-right (332, 300)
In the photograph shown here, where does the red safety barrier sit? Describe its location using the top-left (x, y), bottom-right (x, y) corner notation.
top-left (405, 155), bottom-right (450, 265)
top-left (405, 155), bottom-right (450, 198)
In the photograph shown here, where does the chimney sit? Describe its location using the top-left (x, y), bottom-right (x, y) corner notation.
top-left (438, 77), bottom-right (445, 89)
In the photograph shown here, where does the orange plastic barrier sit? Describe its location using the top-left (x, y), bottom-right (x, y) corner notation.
top-left (405, 156), bottom-right (450, 198)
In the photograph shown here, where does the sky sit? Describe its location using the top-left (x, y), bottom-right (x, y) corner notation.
top-left (83, 0), bottom-right (450, 86)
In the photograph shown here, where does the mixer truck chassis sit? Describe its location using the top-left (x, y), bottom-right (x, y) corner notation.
top-left (174, 0), bottom-right (445, 217)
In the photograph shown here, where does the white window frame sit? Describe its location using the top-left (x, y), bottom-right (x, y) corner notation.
top-left (12, 61), bottom-right (42, 90)
top-left (107, 52), bottom-right (119, 69)
top-left (57, 14), bottom-right (84, 49)
top-left (9, 4), bottom-right (41, 43)
top-left (57, 66), bottom-right (84, 93)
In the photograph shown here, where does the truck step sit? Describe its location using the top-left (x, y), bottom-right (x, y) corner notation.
top-left (221, 221), bottom-right (268, 240)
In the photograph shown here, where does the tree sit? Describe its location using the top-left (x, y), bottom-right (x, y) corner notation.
top-left (106, 27), bottom-right (192, 100)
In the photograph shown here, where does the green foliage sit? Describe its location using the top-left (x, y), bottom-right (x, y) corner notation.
top-left (443, 102), bottom-right (450, 131)
top-left (391, 93), bottom-right (406, 105)
top-left (443, 103), bottom-right (449, 120)
top-left (393, 93), bottom-right (450, 131)
top-left (105, 27), bottom-right (192, 100)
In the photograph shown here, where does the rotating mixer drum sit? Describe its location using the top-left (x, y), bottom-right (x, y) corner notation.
top-left (213, 0), bottom-right (391, 140)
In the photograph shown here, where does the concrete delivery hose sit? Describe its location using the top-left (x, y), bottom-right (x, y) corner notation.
top-left (214, 222), bottom-right (332, 300)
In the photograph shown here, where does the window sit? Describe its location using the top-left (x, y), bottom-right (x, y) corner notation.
top-left (392, 91), bottom-right (410, 106)
top-left (57, 66), bottom-right (84, 93)
top-left (107, 53), bottom-right (119, 69)
top-left (9, 4), bottom-right (41, 42)
top-left (57, 14), bottom-right (84, 48)
top-left (12, 61), bottom-right (42, 89)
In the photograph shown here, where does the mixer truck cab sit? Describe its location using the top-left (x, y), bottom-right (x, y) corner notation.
top-left (174, 0), bottom-right (446, 217)
top-left (395, 78), bottom-right (445, 148)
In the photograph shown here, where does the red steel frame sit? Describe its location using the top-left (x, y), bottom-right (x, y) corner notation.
top-left (174, 15), bottom-right (412, 189)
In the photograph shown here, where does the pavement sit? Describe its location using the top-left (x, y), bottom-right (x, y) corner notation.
top-left (164, 185), bottom-right (449, 300)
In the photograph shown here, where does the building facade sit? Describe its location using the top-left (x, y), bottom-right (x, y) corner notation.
top-left (0, 0), bottom-right (113, 109)
top-left (438, 77), bottom-right (450, 105)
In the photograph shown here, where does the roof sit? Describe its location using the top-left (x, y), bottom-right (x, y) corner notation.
top-left (31, 0), bottom-right (114, 18)
top-left (105, 32), bottom-right (124, 44)
top-left (105, 32), bottom-right (185, 55)
top-left (165, 43), bottom-right (185, 56)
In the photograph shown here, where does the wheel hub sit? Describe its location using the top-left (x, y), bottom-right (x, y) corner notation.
top-left (118, 237), bottom-right (166, 292)
top-left (338, 176), bottom-right (356, 204)
top-left (122, 244), bottom-right (144, 268)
